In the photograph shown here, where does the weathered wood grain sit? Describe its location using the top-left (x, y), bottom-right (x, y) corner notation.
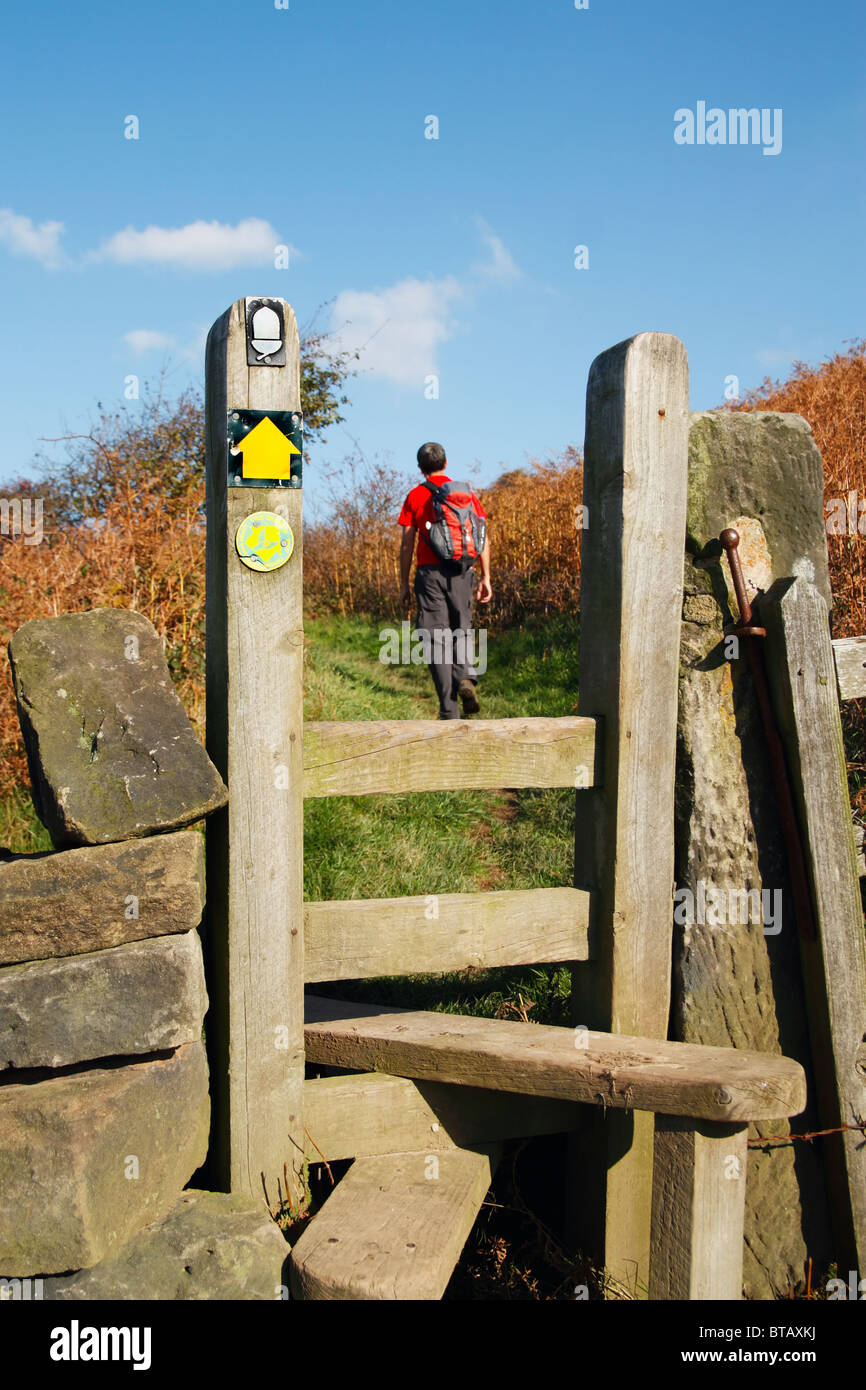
top-left (290, 1147), bottom-right (499, 1300)
top-left (570, 332), bottom-right (690, 1292)
top-left (304, 1005), bottom-right (806, 1122)
top-left (304, 886), bottom-right (590, 981)
top-left (303, 1072), bottom-right (582, 1161)
top-left (650, 1118), bottom-right (748, 1300)
top-left (762, 578), bottom-right (866, 1273)
top-left (205, 298), bottom-right (305, 1203)
top-left (832, 635), bottom-right (866, 702)
top-left (303, 717), bottom-right (598, 797)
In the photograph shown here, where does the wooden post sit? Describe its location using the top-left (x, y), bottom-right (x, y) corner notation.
top-left (650, 1119), bottom-right (748, 1300)
top-left (761, 576), bottom-right (866, 1274)
top-left (570, 332), bottom-right (690, 1295)
top-left (204, 298), bottom-right (305, 1204)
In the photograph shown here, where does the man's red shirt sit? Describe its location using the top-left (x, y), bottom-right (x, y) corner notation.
top-left (398, 473), bottom-right (488, 567)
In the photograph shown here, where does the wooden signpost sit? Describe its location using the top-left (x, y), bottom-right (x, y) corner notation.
top-left (204, 297), bottom-right (305, 1206)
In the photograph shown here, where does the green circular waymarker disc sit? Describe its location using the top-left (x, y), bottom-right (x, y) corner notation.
top-left (235, 511), bottom-right (295, 572)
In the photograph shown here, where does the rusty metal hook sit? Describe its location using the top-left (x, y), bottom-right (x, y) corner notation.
top-left (719, 528), bottom-right (767, 637)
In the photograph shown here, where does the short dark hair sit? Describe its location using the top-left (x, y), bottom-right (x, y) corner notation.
top-left (417, 442), bottom-right (447, 475)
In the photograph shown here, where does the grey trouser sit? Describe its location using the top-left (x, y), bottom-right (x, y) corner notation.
top-left (414, 564), bottom-right (478, 718)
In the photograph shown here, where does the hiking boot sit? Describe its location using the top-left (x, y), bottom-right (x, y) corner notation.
top-left (458, 679), bottom-right (480, 715)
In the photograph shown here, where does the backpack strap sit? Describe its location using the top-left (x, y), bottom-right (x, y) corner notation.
top-left (422, 479), bottom-right (473, 507)
top-left (422, 479), bottom-right (449, 501)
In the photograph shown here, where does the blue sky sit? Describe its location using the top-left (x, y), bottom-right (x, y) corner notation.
top-left (1, 0), bottom-right (863, 516)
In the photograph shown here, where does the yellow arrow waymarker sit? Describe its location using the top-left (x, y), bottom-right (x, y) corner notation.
top-left (234, 416), bottom-right (301, 480)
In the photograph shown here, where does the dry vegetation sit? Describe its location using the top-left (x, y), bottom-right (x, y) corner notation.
top-left (303, 446), bottom-right (584, 628)
top-left (0, 478), bottom-right (206, 796)
top-left (726, 341), bottom-right (866, 812)
top-left (727, 340), bottom-right (866, 638)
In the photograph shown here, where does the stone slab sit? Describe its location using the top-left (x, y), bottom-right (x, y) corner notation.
top-left (8, 608), bottom-right (228, 846)
top-left (0, 933), bottom-right (207, 1071)
top-left (0, 1042), bottom-right (209, 1276)
top-left (0, 830), bottom-right (204, 965)
top-left (40, 1190), bottom-right (289, 1300)
top-left (687, 410), bottom-right (831, 607)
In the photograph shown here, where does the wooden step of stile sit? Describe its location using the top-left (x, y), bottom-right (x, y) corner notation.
top-left (289, 1146), bottom-right (499, 1300)
top-left (301, 999), bottom-right (807, 1300)
top-left (304, 999), bottom-right (806, 1123)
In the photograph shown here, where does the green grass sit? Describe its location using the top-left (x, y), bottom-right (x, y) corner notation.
top-left (302, 612), bottom-right (580, 1024)
top-left (0, 787), bottom-right (53, 854)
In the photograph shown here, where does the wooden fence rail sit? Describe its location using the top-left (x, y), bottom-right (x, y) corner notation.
top-left (304, 885), bottom-right (590, 981)
top-left (832, 635), bottom-right (866, 701)
top-left (303, 716), bottom-right (598, 797)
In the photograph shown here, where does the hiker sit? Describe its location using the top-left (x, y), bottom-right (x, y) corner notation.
top-left (398, 441), bottom-right (491, 719)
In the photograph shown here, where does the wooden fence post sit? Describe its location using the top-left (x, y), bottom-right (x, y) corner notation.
top-left (570, 332), bottom-right (689, 1295)
top-left (650, 1119), bottom-right (748, 1300)
top-left (761, 576), bottom-right (866, 1274)
top-left (204, 297), bottom-right (305, 1206)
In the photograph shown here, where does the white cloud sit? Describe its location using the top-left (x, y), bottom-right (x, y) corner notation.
top-left (92, 217), bottom-right (291, 271)
top-left (123, 329), bottom-right (175, 354)
top-left (331, 276), bottom-right (463, 386)
top-left (121, 325), bottom-right (209, 363)
top-left (0, 209), bottom-right (65, 268)
top-left (473, 217), bottom-right (522, 283)
top-left (328, 221), bottom-right (520, 389)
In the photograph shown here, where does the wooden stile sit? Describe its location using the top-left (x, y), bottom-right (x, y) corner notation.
top-left (762, 578), bottom-right (866, 1274)
top-left (204, 298), bottom-right (305, 1202)
top-left (197, 304), bottom-right (816, 1300)
top-left (570, 332), bottom-right (690, 1293)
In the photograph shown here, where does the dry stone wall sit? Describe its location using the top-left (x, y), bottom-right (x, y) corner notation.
top-left (0, 608), bottom-right (287, 1298)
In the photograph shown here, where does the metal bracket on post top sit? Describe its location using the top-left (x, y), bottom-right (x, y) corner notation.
top-left (227, 409), bottom-right (303, 488)
top-left (245, 297), bottom-right (286, 366)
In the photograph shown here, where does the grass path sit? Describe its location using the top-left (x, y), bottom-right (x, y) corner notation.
top-left (302, 613), bottom-right (580, 1022)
